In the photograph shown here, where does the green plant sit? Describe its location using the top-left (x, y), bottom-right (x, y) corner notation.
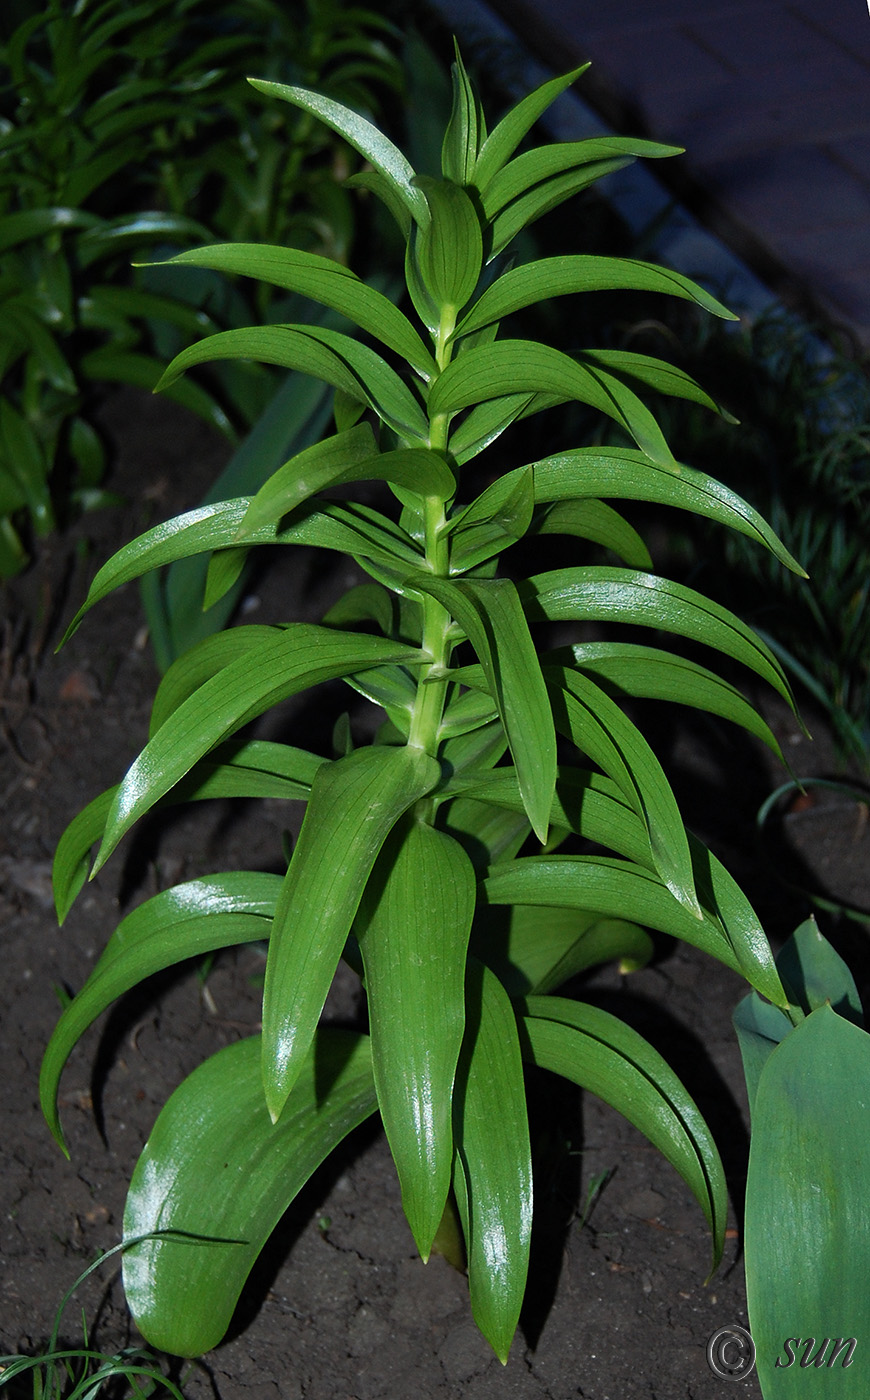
top-left (0, 0), bottom-right (403, 577)
top-left (43, 49), bottom-right (807, 1363)
top-left (0, 1240), bottom-right (185, 1398)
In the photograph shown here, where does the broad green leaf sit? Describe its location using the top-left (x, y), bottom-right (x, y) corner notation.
top-left (357, 819), bottom-right (475, 1257)
top-left (552, 641), bottom-right (783, 756)
top-left (342, 663), bottom-right (417, 734)
top-left (531, 499), bottom-right (653, 569)
top-left (483, 856), bottom-right (743, 973)
top-left (92, 628), bottom-right (424, 874)
top-left (262, 745), bottom-right (440, 1120)
top-left (581, 348), bottom-right (733, 419)
top-left (733, 992), bottom-right (794, 1124)
top-left (776, 917), bottom-right (863, 1026)
top-left (447, 391), bottom-right (537, 465)
top-left (142, 244), bottom-right (436, 378)
top-left (745, 1007), bottom-right (870, 1397)
top-left (323, 581), bottom-right (397, 636)
top-left (439, 795), bottom-right (531, 870)
top-left (123, 1031), bottom-right (377, 1356)
top-left (149, 626), bottom-right (281, 736)
top-left (155, 324), bottom-right (429, 442)
top-left (473, 903), bottom-right (653, 996)
top-left (438, 686), bottom-right (499, 740)
top-left (521, 1000), bottom-right (726, 1273)
top-left (531, 447), bottom-right (807, 575)
top-left (452, 961), bottom-right (532, 1363)
top-left (249, 78), bottom-right (429, 228)
top-left (428, 341), bottom-right (676, 467)
top-left (523, 568), bottom-right (796, 705)
top-left (547, 665), bottom-right (701, 915)
top-left (455, 256), bottom-right (737, 340)
top-left (41, 872), bottom-right (282, 1149)
top-left (411, 575), bottom-right (555, 842)
top-left (472, 66), bottom-right (590, 192)
top-left (414, 177), bottom-right (483, 313)
top-left (242, 427), bottom-right (455, 536)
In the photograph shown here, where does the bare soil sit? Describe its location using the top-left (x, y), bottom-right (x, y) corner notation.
top-left (2, 390), bottom-right (868, 1400)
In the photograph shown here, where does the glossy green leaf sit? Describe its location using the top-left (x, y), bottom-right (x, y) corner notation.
top-left (123, 1031), bottom-right (377, 1356)
top-left (412, 575), bottom-right (555, 842)
top-left (481, 137), bottom-right (680, 220)
top-left (745, 1006), bottom-right (870, 1397)
top-left (155, 324), bottom-right (428, 442)
top-left (429, 342), bottom-right (675, 467)
top-left (142, 244), bottom-right (436, 378)
top-left (439, 795), bottom-right (531, 871)
top-left (546, 665), bottom-right (701, 915)
top-left (92, 628), bottom-right (423, 874)
top-left (521, 999), bottom-right (726, 1273)
top-left (449, 467), bottom-right (535, 571)
top-left (531, 447), bottom-right (807, 575)
top-left (454, 256), bottom-right (737, 339)
top-left (357, 819), bottom-right (475, 1257)
top-left (489, 158), bottom-right (637, 258)
top-left (52, 740), bottom-right (326, 924)
top-left (414, 177), bottom-right (483, 313)
top-left (41, 872), bottom-right (282, 1150)
top-left (452, 961), bottom-right (532, 1363)
top-left (262, 745), bottom-right (440, 1120)
top-left (447, 391), bottom-right (537, 465)
top-left (523, 567), bottom-right (796, 705)
top-left (249, 78), bottom-right (429, 228)
top-left (472, 65), bottom-right (590, 192)
top-left (531, 499), bottom-right (652, 568)
top-left (581, 347), bottom-right (733, 419)
top-left (242, 427), bottom-right (455, 536)
top-left (483, 856), bottom-right (742, 973)
top-left (553, 641), bottom-right (783, 757)
top-left (149, 626), bottom-right (281, 736)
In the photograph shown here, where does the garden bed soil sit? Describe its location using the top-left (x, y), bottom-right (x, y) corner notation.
top-left (2, 390), bottom-right (868, 1400)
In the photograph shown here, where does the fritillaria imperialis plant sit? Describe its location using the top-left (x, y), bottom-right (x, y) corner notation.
top-left (43, 48), bottom-right (806, 1362)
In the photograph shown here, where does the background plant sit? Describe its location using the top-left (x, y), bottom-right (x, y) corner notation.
top-left (43, 48), bottom-right (807, 1365)
top-left (0, 0), bottom-right (403, 579)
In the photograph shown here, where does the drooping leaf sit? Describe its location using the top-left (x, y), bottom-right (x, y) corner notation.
top-left (262, 745), bottom-right (440, 1120)
top-left (452, 960), bottom-right (532, 1363)
top-left (123, 1031), bottom-right (377, 1356)
top-left (521, 999), bottom-right (726, 1274)
top-left (530, 498), bottom-right (653, 569)
top-left (357, 819), bottom-right (475, 1257)
top-left (41, 872), bottom-right (282, 1149)
top-left (92, 628), bottom-right (424, 873)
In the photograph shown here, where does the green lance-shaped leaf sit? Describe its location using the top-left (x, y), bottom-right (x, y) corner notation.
top-left (92, 628), bottom-right (424, 874)
top-left (744, 1006), bottom-right (870, 1397)
top-left (483, 856), bottom-right (743, 975)
top-left (481, 137), bottom-right (681, 220)
top-left (448, 464), bottom-right (536, 571)
top-left (442, 43), bottom-right (485, 183)
top-left (262, 745), bottom-right (440, 1122)
top-left (52, 741), bottom-right (326, 923)
top-left (155, 324), bottom-right (429, 443)
top-left (42, 872), bottom-right (282, 1150)
top-left (60, 500), bottom-right (422, 643)
top-left (413, 177), bottom-right (483, 314)
top-left (148, 625), bottom-right (280, 736)
top-left (546, 665), bottom-right (701, 916)
top-left (140, 244), bottom-right (436, 378)
top-left (123, 1031), bottom-right (377, 1357)
top-left (532, 497), bottom-right (653, 568)
top-left (580, 347), bottom-right (733, 419)
top-left (249, 78), bottom-right (429, 229)
top-left (241, 426), bottom-right (456, 536)
top-left (531, 446), bottom-right (807, 576)
top-left (452, 960), bottom-right (532, 1363)
top-left (411, 574), bottom-right (555, 842)
top-left (489, 158), bottom-right (638, 259)
top-left (553, 641), bottom-right (784, 757)
top-left (454, 255), bottom-right (737, 341)
top-left (523, 567), bottom-right (796, 705)
top-left (428, 341), bottom-right (676, 468)
top-left (356, 819), bottom-right (476, 1259)
top-left (471, 65), bottom-right (590, 192)
top-left (521, 999), bottom-right (727, 1274)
